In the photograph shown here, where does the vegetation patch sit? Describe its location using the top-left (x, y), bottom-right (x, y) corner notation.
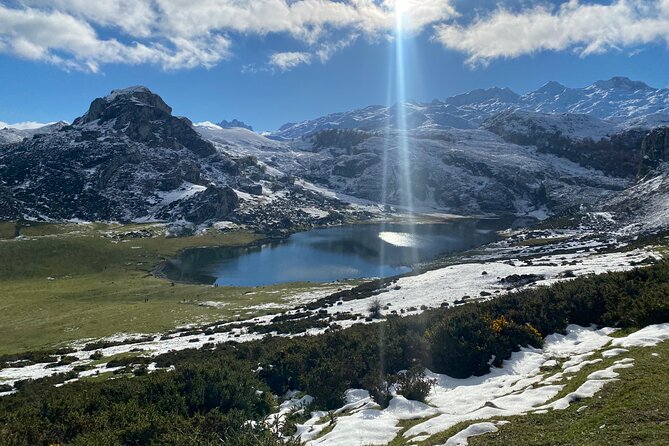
top-left (0, 222), bottom-right (341, 355)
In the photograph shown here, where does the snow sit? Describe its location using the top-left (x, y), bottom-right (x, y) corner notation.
top-left (545, 380), bottom-right (612, 411)
top-left (612, 323), bottom-right (669, 348)
top-left (106, 86), bottom-right (152, 101)
top-left (486, 110), bottom-right (617, 141)
top-left (439, 422), bottom-right (499, 446)
top-left (146, 182), bottom-right (206, 216)
top-left (602, 348), bottom-right (628, 358)
top-left (295, 323), bottom-right (669, 445)
top-left (0, 121), bottom-right (53, 130)
top-left (194, 122), bottom-right (283, 153)
top-left (606, 171), bottom-right (669, 234)
top-left (271, 77), bottom-right (669, 140)
top-left (318, 249), bottom-right (660, 325)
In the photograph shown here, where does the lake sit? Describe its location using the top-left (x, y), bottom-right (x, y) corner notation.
top-left (161, 220), bottom-right (519, 286)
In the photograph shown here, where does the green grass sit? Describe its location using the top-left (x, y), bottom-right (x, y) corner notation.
top-left (0, 222), bottom-right (342, 355)
top-left (514, 236), bottom-right (570, 247)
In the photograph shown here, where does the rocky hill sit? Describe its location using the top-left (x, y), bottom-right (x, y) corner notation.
top-left (0, 87), bottom-right (351, 232)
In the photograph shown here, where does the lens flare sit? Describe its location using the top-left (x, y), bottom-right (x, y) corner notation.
top-left (395, 0), bottom-right (408, 16)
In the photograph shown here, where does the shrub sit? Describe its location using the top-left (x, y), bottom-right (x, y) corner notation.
top-left (368, 298), bottom-right (383, 319)
top-left (391, 365), bottom-right (436, 403)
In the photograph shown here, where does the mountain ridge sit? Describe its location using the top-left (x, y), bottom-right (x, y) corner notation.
top-left (271, 77), bottom-right (669, 139)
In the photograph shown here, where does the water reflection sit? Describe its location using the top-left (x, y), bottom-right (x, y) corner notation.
top-left (161, 221), bottom-right (516, 287)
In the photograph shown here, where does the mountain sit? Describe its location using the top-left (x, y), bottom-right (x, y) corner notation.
top-left (525, 77), bottom-right (669, 123)
top-left (272, 77), bottom-right (669, 140)
top-left (217, 119), bottom-right (253, 131)
top-left (262, 127), bottom-right (628, 217)
top-left (0, 121), bottom-right (68, 145)
top-left (0, 87), bottom-right (349, 232)
top-left (194, 122), bottom-right (283, 154)
top-left (482, 110), bottom-right (648, 178)
top-left (3, 78), bottom-right (669, 228)
top-left (271, 103), bottom-right (473, 140)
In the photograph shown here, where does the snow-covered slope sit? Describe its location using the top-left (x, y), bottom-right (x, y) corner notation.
top-left (484, 110), bottom-right (617, 141)
top-left (0, 121), bottom-right (67, 145)
top-left (606, 127), bottom-right (669, 232)
top-left (0, 128), bottom-right (25, 145)
top-left (266, 127), bottom-right (628, 217)
top-left (194, 122), bottom-right (284, 154)
top-left (607, 170), bottom-right (669, 233)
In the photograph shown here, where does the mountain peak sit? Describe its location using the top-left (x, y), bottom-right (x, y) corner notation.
top-left (218, 119), bottom-right (253, 131)
top-left (445, 87), bottom-right (520, 107)
top-left (535, 81), bottom-right (568, 94)
top-left (106, 85), bottom-right (153, 99)
top-left (592, 77), bottom-right (654, 92)
top-left (75, 86), bottom-right (172, 126)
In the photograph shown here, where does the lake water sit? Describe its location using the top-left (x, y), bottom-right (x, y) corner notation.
top-left (162, 220), bottom-right (517, 286)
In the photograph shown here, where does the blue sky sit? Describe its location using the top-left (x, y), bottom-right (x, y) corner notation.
top-left (1, 0), bottom-right (668, 131)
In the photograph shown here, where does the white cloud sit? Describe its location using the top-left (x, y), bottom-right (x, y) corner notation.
top-left (19, 0), bottom-right (156, 37)
top-left (0, 121), bottom-right (52, 130)
top-left (269, 51), bottom-right (313, 71)
top-left (434, 0), bottom-right (669, 65)
top-left (316, 35), bottom-right (359, 63)
top-left (0, 0), bottom-right (457, 72)
top-left (0, 4), bottom-right (231, 72)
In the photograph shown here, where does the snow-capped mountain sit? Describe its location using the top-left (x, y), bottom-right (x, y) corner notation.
top-left (194, 121), bottom-right (283, 154)
top-left (271, 77), bottom-right (669, 139)
top-left (3, 78), bottom-right (669, 229)
top-left (523, 77), bottom-right (669, 124)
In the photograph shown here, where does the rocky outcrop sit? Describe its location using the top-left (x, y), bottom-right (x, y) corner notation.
top-left (639, 127), bottom-right (669, 177)
top-left (484, 110), bottom-right (646, 178)
top-left (159, 186), bottom-right (239, 224)
top-left (74, 86), bottom-right (216, 158)
top-left (332, 153), bottom-right (380, 178)
top-left (218, 119), bottom-right (253, 131)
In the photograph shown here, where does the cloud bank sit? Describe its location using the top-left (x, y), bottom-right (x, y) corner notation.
top-left (1, 0), bottom-right (454, 72)
top-left (435, 0), bottom-right (669, 65)
top-left (1, 1), bottom-right (668, 72)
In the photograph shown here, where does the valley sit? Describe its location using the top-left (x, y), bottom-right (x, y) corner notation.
top-left (2, 77), bottom-right (669, 445)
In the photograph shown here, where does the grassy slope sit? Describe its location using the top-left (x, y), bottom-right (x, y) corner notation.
top-left (0, 222), bottom-right (336, 355)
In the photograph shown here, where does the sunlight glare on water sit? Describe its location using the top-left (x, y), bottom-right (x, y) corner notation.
top-left (378, 231), bottom-right (424, 248)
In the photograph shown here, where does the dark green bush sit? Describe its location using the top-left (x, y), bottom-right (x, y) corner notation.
top-left (391, 365), bottom-right (436, 403)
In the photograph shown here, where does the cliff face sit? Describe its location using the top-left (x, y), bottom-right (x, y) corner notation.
top-left (639, 127), bottom-right (669, 178)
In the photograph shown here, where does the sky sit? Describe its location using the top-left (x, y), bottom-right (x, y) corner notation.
top-left (1, 0), bottom-right (669, 132)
